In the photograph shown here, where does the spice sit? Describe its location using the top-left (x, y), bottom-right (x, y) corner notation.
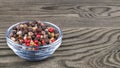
top-left (9, 20), bottom-right (59, 50)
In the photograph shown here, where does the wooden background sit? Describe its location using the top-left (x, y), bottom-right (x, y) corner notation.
top-left (1, 0), bottom-right (120, 68)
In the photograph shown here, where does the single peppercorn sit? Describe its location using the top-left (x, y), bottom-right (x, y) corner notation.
top-left (48, 27), bottom-right (55, 33)
top-left (41, 40), bottom-right (46, 45)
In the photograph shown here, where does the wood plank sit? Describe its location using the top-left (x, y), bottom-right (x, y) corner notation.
top-left (1, 0), bottom-right (120, 68)
top-left (1, 27), bottom-right (120, 68)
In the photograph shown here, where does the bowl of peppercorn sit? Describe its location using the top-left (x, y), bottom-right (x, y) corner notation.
top-left (5, 20), bottom-right (62, 61)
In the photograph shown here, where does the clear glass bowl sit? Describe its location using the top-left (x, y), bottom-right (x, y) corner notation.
top-left (5, 21), bottom-right (62, 61)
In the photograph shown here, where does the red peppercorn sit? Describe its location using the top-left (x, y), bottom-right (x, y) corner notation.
top-left (48, 27), bottom-right (55, 33)
top-left (23, 39), bottom-right (27, 43)
top-left (26, 39), bottom-right (31, 43)
top-left (36, 34), bottom-right (41, 38)
top-left (50, 38), bottom-right (55, 43)
top-left (41, 40), bottom-right (45, 45)
top-left (26, 43), bottom-right (30, 46)
top-left (35, 43), bottom-right (39, 46)
top-left (34, 40), bottom-right (38, 44)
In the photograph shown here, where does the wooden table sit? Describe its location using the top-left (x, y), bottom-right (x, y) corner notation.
top-left (1, 0), bottom-right (120, 68)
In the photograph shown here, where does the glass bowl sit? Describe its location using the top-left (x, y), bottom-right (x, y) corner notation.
top-left (5, 21), bottom-right (62, 61)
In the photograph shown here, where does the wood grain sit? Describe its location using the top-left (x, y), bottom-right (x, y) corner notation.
top-left (1, 28), bottom-right (120, 68)
top-left (1, 0), bottom-right (120, 68)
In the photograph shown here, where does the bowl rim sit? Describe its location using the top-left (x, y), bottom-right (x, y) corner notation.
top-left (5, 20), bottom-right (62, 49)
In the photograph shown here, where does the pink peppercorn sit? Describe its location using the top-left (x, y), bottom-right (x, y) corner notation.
top-left (23, 39), bottom-right (27, 43)
top-left (41, 40), bottom-right (45, 45)
top-left (34, 40), bottom-right (38, 44)
top-left (26, 39), bottom-right (31, 43)
top-left (36, 34), bottom-right (41, 38)
top-left (35, 43), bottom-right (39, 46)
top-left (48, 27), bottom-right (55, 33)
top-left (26, 43), bottom-right (30, 46)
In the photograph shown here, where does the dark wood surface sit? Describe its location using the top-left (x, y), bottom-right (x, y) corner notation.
top-left (1, 0), bottom-right (120, 68)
